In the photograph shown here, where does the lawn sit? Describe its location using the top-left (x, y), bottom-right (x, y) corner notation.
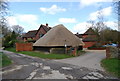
top-left (0, 52), bottom-right (12, 67)
top-left (5, 48), bottom-right (74, 59)
top-left (101, 58), bottom-right (120, 77)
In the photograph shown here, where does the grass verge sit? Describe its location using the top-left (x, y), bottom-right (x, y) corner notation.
top-left (5, 48), bottom-right (74, 59)
top-left (101, 58), bottom-right (120, 77)
top-left (0, 52), bottom-right (12, 67)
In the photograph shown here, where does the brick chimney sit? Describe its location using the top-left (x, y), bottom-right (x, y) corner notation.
top-left (46, 23), bottom-right (48, 26)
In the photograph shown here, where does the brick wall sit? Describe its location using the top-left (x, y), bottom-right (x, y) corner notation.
top-left (36, 27), bottom-right (47, 40)
top-left (16, 43), bottom-right (33, 51)
top-left (83, 42), bottom-right (96, 48)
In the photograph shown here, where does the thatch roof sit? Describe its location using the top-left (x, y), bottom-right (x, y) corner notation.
top-left (33, 24), bottom-right (84, 47)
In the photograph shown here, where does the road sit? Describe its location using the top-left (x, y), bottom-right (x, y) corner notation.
top-left (1, 50), bottom-right (117, 80)
top-left (55, 50), bottom-right (106, 71)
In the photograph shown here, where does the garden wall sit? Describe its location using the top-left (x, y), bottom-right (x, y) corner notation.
top-left (106, 46), bottom-right (120, 59)
top-left (16, 43), bottom-right (33, 51)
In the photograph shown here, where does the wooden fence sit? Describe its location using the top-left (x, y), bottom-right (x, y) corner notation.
top-left (16, 43), bottom-right (33, 51)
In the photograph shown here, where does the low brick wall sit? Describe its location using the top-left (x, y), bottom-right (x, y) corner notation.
top-left (83, 42), bottom-right (96, 48)
top-left (16, 43), bottom-right (33, 51)
top-left (88, 48), bottom-right (106, 50)
top-left (106, 46), bottom-right (120, 59)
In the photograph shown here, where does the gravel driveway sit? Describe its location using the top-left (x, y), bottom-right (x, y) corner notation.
top-left (54, 50), bottom-right (106, 71)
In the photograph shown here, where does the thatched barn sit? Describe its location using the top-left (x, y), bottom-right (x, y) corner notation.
top-left (33, 24), bottom-right (84, 53)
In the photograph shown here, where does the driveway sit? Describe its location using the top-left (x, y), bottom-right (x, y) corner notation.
top-left (1, 50), bottom-right (116, 79)
top-left (54, 50), bottom-right (106, 71)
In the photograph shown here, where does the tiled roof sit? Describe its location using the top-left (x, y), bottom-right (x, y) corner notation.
top-left (41, 25), bottom-right (51, 32)
top-left (84, 28), bottom-right (96, 35)
top-left (23, 30), bottom-right (37, 37)
top-left (36, 24), bottom-right (51, 35)
top-left (75, 34), bottom-right (82, 38)
top-left (23, 24), bottom-right (51, 38)
top-left (82, 35), bottom-right (97, 42)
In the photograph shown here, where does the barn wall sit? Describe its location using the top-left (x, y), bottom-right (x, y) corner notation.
top-left (33, 46), bottom-right (51, 52)
top-left (33, 46), bottom-right (83, 54)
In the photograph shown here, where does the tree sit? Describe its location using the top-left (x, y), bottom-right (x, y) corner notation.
top-left (0, 0), bottom-right (9, 47)
top-left (0, 0), bottom-right (8, 34)
top-left (87, 7), bottom-right (107, 44)
top-left (113, 1), bottom-right (120, 47)
top-left (11, 25), bottom-right (24, 35)
top-left (3, 31), bottom-right (20, 47)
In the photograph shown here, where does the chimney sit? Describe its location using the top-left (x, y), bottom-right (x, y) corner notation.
top-left (46, 23), bottom-right (48, 26)
top-left (76, 32), bottom-right (79, 35)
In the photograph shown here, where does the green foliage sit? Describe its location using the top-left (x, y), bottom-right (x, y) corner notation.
top-left (3, 31), bottom-right (19, 47)
top-left (100, 28), bottom-right (119, 43)
top-left (101, 58), bottom-right (120, 77)
top-left (5, 48), bottom-right (74, 59)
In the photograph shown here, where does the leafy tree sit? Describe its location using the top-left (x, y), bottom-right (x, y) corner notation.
top-left (3, 31), bottom-right (19, 47)
top-left (100, 28), bottom-right (119, 44)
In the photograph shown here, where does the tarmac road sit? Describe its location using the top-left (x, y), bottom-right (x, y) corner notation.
top-left (1, 50), bottom-right (117, 80)
top-left (55, 50), bottom-right (106, 71)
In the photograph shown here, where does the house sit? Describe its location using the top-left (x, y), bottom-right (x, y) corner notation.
top-left (33, 24), bottom-right (84, 53)
top-left (23, 23), bottom-right (51, 42)
top-left (75, 28), bottom-right (97, 48)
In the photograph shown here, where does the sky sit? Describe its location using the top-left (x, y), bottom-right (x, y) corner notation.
top-left (7, 0), bottom-right (118, 34)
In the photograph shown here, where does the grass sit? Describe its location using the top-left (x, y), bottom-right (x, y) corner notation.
top-left (5, 48), bottom-right (74, 59)
top-left (101, 58), bottom-right (120, 77)
top-left (0, 52), bottom-right (12, 67)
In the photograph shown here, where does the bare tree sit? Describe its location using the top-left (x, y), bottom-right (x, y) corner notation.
top-left (113, 1), bottom-right (120, 31)
top-left (0, 0), bottom-right (10, 36)
top-left (11, 25), bottom-right (24, 35)
top-left (0, 0), bottom-right (9, 47)
top-left (87, 7), bottom-right (108, 45)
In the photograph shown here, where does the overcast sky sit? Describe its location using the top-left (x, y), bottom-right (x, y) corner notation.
top-left (7, 0), bottom-right (117, 34)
